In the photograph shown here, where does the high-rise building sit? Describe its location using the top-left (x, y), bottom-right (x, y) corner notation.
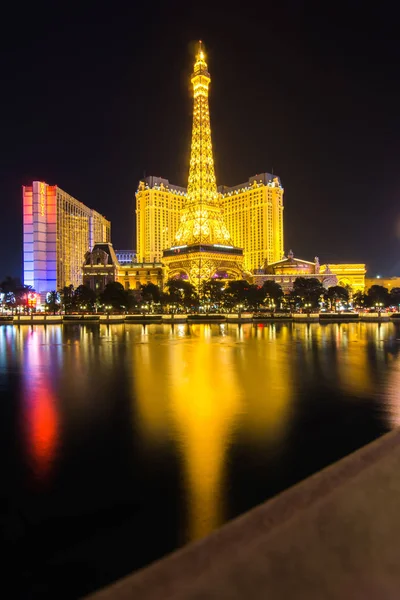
top-left (162, 42), bottom-right (244, 284)
top-left (23, 181), bottom-right (110, 294)
top-left (135, 171), bottom-right (284, 275)
top-left (135, 177), bottom-right (186, 263)
top-left (218, 174), bottom-right (284, 272)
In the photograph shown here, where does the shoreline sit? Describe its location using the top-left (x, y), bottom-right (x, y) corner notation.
top-left (0, 313), bottom-right (397, 325)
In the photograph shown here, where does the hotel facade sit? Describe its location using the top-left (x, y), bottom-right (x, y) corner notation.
top-left (135, 172), bottom-right (284, 274)
top-left (23, 181), bottom-right (110, 295)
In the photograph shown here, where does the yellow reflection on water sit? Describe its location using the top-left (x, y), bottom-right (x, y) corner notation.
top-left (332, 323), bottom-right (389, 398)
top-left (131, 328), bottom-right (172, 442)
top-left (167, 326), bottom-right (241, 540)
top-left (232, 324), bottom-right (293, 442)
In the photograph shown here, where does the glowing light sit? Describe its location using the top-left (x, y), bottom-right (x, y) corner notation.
top-left (40, 181), bottom-right (46, 217)
top-left (22, 331), bottom-right (59, 480)
top-left (163, 42), bottom-right (244, 284)
top-left (173, 42), bottom-right (232, 247)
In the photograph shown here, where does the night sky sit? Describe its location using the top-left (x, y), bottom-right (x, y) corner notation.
top-left (1, 1), bottom-right (400, 281)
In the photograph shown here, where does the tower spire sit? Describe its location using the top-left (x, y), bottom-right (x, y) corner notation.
top-left (163, 43), bottom-right (244, 285)
top-left (174, 42), bottom-right (231, 245)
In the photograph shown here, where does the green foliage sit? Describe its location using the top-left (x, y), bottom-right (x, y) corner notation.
top-left (352, 291), bottom-right (368, 308)
top-left (60, 285), bottom-right (75, 313)
top-left (367, 285), bottom-right (390, 308)
top-left (141, 282), bottom-right (161, 304)
top-left (165, 279), bottom-right (198, 309)
top-left (201, 279), bottom-right (226, 308)
top-left (74, 285), bottom-right (96, 310)
top-left (324, 285), bottom-right (349, 311)
top-left (101, 282), bottom-right (128, 311)
top-left (390, 287), bottom-right (400, 307)
top-left (221, 280), bottom-right (252, 310)
top-left (290, 277), bottom-right (325, 309)
top-left (0, 276), bottom-right (33, 312)
top-left (46, 291), bottom-right (60, 314)
top-left (261, 280), bottom-right (284, 310)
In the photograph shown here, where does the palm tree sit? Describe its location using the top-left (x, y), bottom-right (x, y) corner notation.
top-left (46, 291), bottom-right (60, 315)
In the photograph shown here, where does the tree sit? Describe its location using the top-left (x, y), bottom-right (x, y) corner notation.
top-left (1, 277), bottom-right (34, 312)
top-left (46, 291), bottom-right (60, 315)
top-left (101, 282), bottom-right (128, 311)
top-left (291, 277), bottom-right (324, 310)
top-left (74, 284), bottom-right (96, 311)
top-left (165, 279), bottom-right (198, 310)
top-left (221, 280), bottom-right (252, 311)
top-left (324, 285), bottom-right (349, 311)
top-left (261, 281), bottom-right (284, 310)
top-left (246, 284), bottom-right (265, 311)
top-left (141, 283), bottom-right (161, 305)
top-left (60, 285), bottom-right (75, 313)
top-left (353, 291), bottom-right (368, 310)
top-left (201, 279), bottom-right (226, 310)
top-left (390, 287), bottom-right (400, 309)
top-left (367, 285), bottom-right (390, 309)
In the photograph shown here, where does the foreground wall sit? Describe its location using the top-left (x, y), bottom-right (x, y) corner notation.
top-left (87, 428), bottom-right (400, 599)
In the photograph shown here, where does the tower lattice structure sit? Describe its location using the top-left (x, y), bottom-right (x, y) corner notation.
top-left (163, 42), bottom-right (244, 285)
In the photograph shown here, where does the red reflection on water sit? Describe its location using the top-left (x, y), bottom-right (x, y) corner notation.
top-left (23, 331), bottom-right (58, 480)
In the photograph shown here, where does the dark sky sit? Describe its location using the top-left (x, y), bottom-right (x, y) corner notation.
top-left (1, 1), bottom-right (400, 280)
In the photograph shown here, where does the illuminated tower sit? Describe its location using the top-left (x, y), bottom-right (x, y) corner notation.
top-left (163, 42), bottom-right (244, 285)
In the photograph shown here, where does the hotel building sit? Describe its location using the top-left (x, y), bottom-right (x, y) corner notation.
top-left (253, 250), bottom-right (366, 292)
top-left (219, 173), bottom-right (284, 272)
top-left (135, 177), bottom-right (186, 263)
top-left (23, 181), bottom-right (110, 294)
top-left (135, 172), bottom-right (283, 275)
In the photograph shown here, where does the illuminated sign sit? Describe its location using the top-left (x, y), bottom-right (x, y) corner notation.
top-left (27, 292), bottom-right (38, 307)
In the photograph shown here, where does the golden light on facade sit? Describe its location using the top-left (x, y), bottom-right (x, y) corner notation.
top-left (168, 327), bottom-right (242, 540)
top-left (162, 42), bottom-right (244, 284)
top-left (174, 43), bottom-right (232, 247)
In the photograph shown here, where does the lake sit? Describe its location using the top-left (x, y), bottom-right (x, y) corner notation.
top-left (1, 322), bottom-right (399, 598)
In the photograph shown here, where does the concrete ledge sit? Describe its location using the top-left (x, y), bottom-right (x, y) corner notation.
top-left (86, 428), bottom-right (400, 600)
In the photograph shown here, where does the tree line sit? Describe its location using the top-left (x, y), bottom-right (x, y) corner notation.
top-left (1, 275), bottom-right (399, 314)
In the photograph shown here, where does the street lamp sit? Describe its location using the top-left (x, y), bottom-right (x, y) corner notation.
top-left (305, 302), bottom-right (312, 317)
top-left (237, 303), bottom-right (243, 319)
top-left (375, 302), bottom-right (383, 317)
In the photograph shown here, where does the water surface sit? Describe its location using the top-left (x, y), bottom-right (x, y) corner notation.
top-left (1, 322), bottom-right (399, 598)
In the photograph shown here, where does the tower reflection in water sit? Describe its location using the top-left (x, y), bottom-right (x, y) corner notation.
top-left (132, 323), bottom-right (294, 541)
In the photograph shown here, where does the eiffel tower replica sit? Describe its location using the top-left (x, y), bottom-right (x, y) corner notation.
top-left (163, 42), bottom-right (244, 287)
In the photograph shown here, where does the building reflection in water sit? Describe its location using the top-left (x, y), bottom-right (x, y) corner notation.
top-left (5, 320), bottom-right (397, 540)
top-left (229, 323), bottom-right (293, 443)
top-left (131, 323), bottom-right (296, 541)
top-left (21, 328), bottom-right (59, 481)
